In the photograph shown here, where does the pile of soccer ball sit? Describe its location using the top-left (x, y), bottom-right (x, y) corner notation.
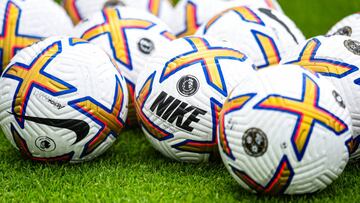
top-left (0, 0), bottom-right (359, 195)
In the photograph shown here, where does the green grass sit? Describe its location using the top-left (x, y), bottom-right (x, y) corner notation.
top-left (1, 0), bottom-right (360, 202)
top-left (279, 0), bottom-right (360, 38)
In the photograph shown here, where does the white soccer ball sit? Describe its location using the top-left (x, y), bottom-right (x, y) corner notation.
top-left (122, 0), bottom-right (174, 27)
top-left (62, 0), bottom-right (174, 26)
top-left (172, 0), bottom-right (284, 38)
top-left (135, 36), bottom-right (256, 163)
top-left (281, 35), bottom-right (360, 158)
top-left (73, 7), bottom-right (175, 126)
top-left (0, 0), bottom-right (73, 71)
top-left (327, 13), bottom-right (360, 41)
top-left (0, 36), bottom-right (129, 163)
top-left (196, 6), bottom-right (305, 68)
top-left (219, 65), bottom-right (352, 194)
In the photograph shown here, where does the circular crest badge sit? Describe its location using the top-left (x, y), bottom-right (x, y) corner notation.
top-left (332, 90), bottom-right (346, 109)
top-left (35, 137), bottom-right (56, 152)
top-left (242, 128), bottom-right (268, 157)
top-left (104, 0), bottom-right (125, 8)
top-left (138, 38), bottom-right (155, 55)
top-left (334, 26), bottom-right (352, 37)
top-left (344, 39), bottom-right (360, 56)
top-left (177, 75), bottom-right (200, 97)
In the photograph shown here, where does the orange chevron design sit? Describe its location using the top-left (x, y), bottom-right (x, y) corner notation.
top-left (63, 0), bottom-right (82, 24)
top-left (176, 1), bottom-right (199, 38)
top-left (135, 75), bottom-right (153, 114)
top-left (231, 6), bottom-right (264, 24)
top-left (3, 41), bottom-right (74, 128)
top-left (125, 80), bottom-right (137, 125)
top-left (286, 38), bottom-right (357, 78)
top-left (69, 38), bottom-right (88, 45)
top-left (172, 99), bottom-right (222, 154)
top-left (0, 2), bottom-right (40, 70)
top-left (135, 72), bottom-right (172, 140)
top-left (265, 0), bottom-right (276, 10)
top-left (230, 155), bottom-right (294, 194)
top-left (160, 37), bottom-right (247, 96)
top-left (81, 8), bottom-right (154, 70)
top-left (203, 15), bottom-right (220, 34)
top-left (219, 94), bottom-right (255, 160)
top-left (11, 124), bottom-right (74, 162)
top-left (256, 74), bottom-right (348, 161)
top-left (160, 30), bottom-right (176, 40)
top-left (148, 0), bottom-right (161, 16)
top-left (346, 136), bottom-right (360, 155)
top-left (253, 30), bottom-right (281, 68)
top-left (204, 6), bottom-right (264, 33)
top-left (71, 77), bottom-right (125, 157)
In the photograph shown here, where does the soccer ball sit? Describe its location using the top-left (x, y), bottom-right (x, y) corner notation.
top-left (134, 36), bottom-right (256, 163)
top-left (0, 36), bottom-right (129, 163)
top-left (122, 0), bottom-right (174, 27)
top-left (172, 0), bottom-right (284, 38)
top-left (62, 0), bottom-right (174, 25)
top-left (219, 65), bottom-right (352, 194)
top-left (0, 0), bottom-right (73, 72)
top-left (196, 6), bottom-right (305, 68)
top-left (327, 13), bottom-right (360, 41)
top-left (73, 7), bottom-right (175, 126)
top-left (281, 35), bottom-right (360, 158)
top-left (62, 0), bottom-right (120, 24)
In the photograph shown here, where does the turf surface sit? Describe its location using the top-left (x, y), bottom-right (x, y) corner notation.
top-left (1, 0), bottom-right (360, 202)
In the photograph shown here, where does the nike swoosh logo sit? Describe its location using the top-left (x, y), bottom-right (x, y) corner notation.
top-left (259, 8), bottom-right (299, 44)
top-left (10, 112), bottom-right (90, 144)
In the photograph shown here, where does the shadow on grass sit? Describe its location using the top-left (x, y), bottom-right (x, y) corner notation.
top-left (1, 128), bottom-right (225, 174)
top-left (222, 162), bottom-right (360, 202)
top-left (1, 128), bottom-right (359, 202)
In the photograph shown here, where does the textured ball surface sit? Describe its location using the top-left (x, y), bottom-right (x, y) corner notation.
top-left (219, 65), bottom-right (352, 194)
top-left (63, 0), bottom-right (174, 25)
top-left (135, 36), bottom-right (256, 163)
top-left (0, 0), bottom-right (73, 72)
top-left (327, 13), bottom-right (360, 41)
top-left (196, 6), bottom-right (305, 68)
top-left (172, 0), bottom-right (284, 38)
top-left (281, 35), bottom-right (360, 158)
top-left (0, 36), bottom-right (129, 163)
top-left (73, 7), bottom-right (175, 126)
